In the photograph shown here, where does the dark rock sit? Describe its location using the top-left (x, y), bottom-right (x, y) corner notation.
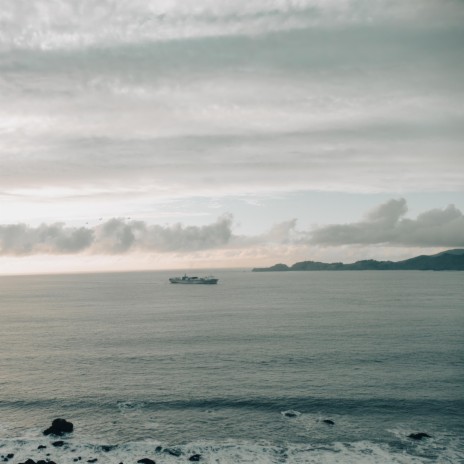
top-left (52, 441), bottom-right (64, 447)
top-left (37, 446), bottom-right (47, 450)
top-left (100, 445), bottom-right (116, 452)
top-left (44, 418), bottom-right (74, 436)
top-left (137, 459), bottom-right (156, 464)
top-left (87, 459), bottom-right (98, 463)
top-left (37, 460), bottom-right (48, 464)
top-left (164, 448), bottom-right (181, 457)
top-left (323, 419), bottom-right (335, 425)
top-left (189, 454), bottom-right (201, 462)
top-left (7, 455), bottom-right (14, 459)
top-left (408, 432), bottom-right (432, 440)
top-left (282, 411), bottom-right (299, 418)
top-left (73, 460), bottom-right (79, 462)
top-left (19, 460), bottom-right (36, 464)
top-left (154, 447), bottom-right (162, 453)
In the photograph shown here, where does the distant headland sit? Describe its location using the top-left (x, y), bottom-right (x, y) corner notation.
top-left (252, 249), bottom-right (464, 272)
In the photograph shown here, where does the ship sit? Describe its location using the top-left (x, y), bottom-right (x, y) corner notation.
top-left (169, 274), bottom-right (219, 284)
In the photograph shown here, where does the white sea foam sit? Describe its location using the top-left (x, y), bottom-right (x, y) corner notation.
top-left (388, 426), bottom-right (464, 464)
top-left (116, 401), bottom-right (147, 414)
top-left (0, 436), bottom-right (462, 464)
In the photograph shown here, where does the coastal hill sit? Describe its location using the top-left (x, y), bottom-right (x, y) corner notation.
top-left (252, 249), bottom-right (464, 272)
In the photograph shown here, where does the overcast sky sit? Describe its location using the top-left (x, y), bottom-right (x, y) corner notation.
top-left (1, 0), bottom-right (463, 274)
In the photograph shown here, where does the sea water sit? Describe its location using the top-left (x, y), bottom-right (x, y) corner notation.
top-left (0, 270), bottom-right (462, 463)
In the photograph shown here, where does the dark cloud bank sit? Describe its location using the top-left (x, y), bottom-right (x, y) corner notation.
top-left (1, 200), bottom-right (463, 256)
top-left (0, 216), bottom-right (233, 256)
top-left (310, 199), bottom-right (464, 247)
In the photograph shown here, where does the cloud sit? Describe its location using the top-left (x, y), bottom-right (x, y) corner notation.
top-left (231, 218), bottom-right (303, 248)
top-left (1, 0), bottom-right (463, 51)
top-left (310, 199), bottom-right (464, 247)
top-left (0, 216), bottom-right (233, 256)
top-left (1, 0), bottom-right (463, 201)
top-left (1, 200), bottom-right (463, 260)
top-left (92, 216), bottom-right (233, 254)
top-left (0, 215), bottom-right (307, 256)
top-left (0, 223), bottom-right (94, 255)
top-left (0, 0), bottom-right (463, 250)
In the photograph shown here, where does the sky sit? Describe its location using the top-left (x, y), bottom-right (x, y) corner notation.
top-left (0, 0), bottom-right (463, 275)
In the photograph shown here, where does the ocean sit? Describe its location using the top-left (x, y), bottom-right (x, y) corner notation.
top-left (0, 270), bottom-right (462, 463)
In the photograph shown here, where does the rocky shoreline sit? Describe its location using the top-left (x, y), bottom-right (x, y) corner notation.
top-left (0, 418), bottom-right (435, 464)
top-left (2, 419), bottom-right (204, 464)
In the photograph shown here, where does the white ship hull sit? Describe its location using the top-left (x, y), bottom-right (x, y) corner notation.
top-left (169, 275), bottom-right (218, 284)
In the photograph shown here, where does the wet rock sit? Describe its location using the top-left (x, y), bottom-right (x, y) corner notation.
top-left (52, 441), bottom-right (64, 447)
top-left (189, 454), bottom-right (202, 462)
top-left (137, 459), bottom-right (155, 464)
top-left (101, 445), bottom-right (116, 452)
top-left (44, 418), bottom-right (74, 436)
top-left (323, 419), bottom-right (335, 425)
top-left (37, 446), bottom-right (47, 450)
top-left (282, 410), bottom-right (300, 418)
top-left (87, 459), bottom-right (98, 463)
top-left (164, 448), bottom-right (181, 457)
top-left (408, 432), bottom-right (432, 440)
